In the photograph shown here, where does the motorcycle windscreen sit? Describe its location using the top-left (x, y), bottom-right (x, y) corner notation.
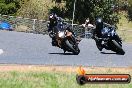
top-left (101, 27), bottom-right (116, 38)
top-left (56, 22), bottom-right (65, 32)
top-left (101, 27), bottom-right (110, 37)
top-left (109, 28), bottom-right (116, 37)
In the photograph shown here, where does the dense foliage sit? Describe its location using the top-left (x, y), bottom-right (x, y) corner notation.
top-left (128, 0), bottom-right (132, 21)
top-left (0, 0), bottom-right (20, 15)
top-left (1, 0), bottom-right (131, 24)
top-left (52, 0), bottom-right (120, 24)
top-left (17, 0), bottom-right (55, 20)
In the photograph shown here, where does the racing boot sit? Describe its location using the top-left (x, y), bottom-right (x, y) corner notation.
top-left (51, 37), bottom-right (57, 46)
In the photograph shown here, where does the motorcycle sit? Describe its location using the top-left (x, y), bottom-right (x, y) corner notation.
top-left (95, 26), bottom-right (125, 55)
top-left (49, 21), bottom-right (80, 55)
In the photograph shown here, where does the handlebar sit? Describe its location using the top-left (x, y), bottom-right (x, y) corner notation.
top-left (98, 38), bottom-right (109, 41)
top-left (93, 35), bottom-right (109, 41)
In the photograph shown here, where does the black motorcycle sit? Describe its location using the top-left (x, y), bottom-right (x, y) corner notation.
top-left (95, 26), bottom-right (125, 55)
top-left (49, 21), bottom-right (80, 55)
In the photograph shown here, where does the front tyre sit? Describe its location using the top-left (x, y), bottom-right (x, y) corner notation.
top-left (112, 40), bottom-right (125, 55)
top-left (73, 46), bottom-right (80, 55)
top-left (65, 40), bottom-right (80, 55)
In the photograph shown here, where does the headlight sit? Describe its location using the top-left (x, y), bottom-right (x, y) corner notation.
top-left (58, 32), bottom-right (65, 38)
top-left (101, 28), bottom-right (109, 35)
top-left (111, 30), bottom-right (115, 36)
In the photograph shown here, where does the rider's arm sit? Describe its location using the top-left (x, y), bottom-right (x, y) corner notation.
top-left (103, 22), bottom-right (111, 27)
top-left (87, 24), bottom-right (96, 29)
top-left (104, 22), bottom-right (117, 29)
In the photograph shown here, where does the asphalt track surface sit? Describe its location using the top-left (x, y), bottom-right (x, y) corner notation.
top-left (0, 31), bottom-right (132, 67)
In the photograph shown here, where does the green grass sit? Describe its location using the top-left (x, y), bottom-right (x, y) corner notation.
top-left (117, 12), bottom-right (132, 30)
top-left (0, 71), bottom-right (131, 88)
top-left (117, 30), bottom-right (132, 42)
top-left (117, 12), bottom-right (132, 42)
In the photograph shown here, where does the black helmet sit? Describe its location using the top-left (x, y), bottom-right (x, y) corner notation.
top-left (49, 13), bottom-right (57, 20)
top-left (96, 18), bottom-right (103, 30)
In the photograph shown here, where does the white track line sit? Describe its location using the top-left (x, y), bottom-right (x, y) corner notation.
top-left (0, 49), bottom-right (4, 55)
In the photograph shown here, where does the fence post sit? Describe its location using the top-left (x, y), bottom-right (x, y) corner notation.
top-left (32, 19), bottom-right (37, 33)
top-left (85, 27), bottom-right (87, 38)
top-left (0, 14), bottom-right (2, 20)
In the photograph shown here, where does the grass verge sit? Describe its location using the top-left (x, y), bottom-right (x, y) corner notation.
top-left (117, 12), bottom-right (132, 43)
top-left (0, 65), bottom-right (131, 88)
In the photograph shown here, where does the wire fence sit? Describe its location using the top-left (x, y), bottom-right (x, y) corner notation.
top-left (0, 14), bottom-right (131, 42)
top-left (0, 14), bottom-right (85, 36)
top-left (0, 14), bottom-right (49, 34)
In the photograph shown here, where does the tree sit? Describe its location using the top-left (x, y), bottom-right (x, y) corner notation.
top-left (0, 0), bottom-right (20, 15)
top-left (52, 0), bottom-right (119, 24)
top-left (128, 0), bottom-right (132, 21)
top-left (17, 0), bottom-right (56, 20)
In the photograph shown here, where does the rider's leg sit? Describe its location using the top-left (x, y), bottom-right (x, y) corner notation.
top-left (52, 37), bottom-right (57, 46)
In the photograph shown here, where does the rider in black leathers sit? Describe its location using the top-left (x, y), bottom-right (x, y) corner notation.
top-left (48, 13), bottom-right (58, 46)
top-left (48, 13), bottom-right (75, 46)
top-left (94, 18), bottom-right (121, 51)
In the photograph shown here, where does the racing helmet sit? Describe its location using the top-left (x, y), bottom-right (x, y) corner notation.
top-left (96, 18), bottom-right (103, 30)
top-left (49, 13), bottom-right (57, 25)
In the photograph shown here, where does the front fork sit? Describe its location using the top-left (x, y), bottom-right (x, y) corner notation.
top-left (55, 31), bottom-right (73, 48)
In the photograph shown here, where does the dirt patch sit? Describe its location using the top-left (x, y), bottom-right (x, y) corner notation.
top-left (0, 64), bottom-right (132, 74)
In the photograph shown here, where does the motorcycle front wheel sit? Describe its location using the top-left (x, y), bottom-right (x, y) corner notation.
top-left (65, 39), bottom-right (80, 55)
top-left (111, 40), bottom-right (125, 55)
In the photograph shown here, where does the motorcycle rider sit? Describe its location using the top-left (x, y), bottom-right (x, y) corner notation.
top-left (82, 18), bottom-right (94, 28)
top-left (48, 13), bottom-right (58, 46)
top-left (48, 13), bottom-right (58, 32)
top-left (48, 13), bottom-right (77, 46)
top-left (94, 17), bottom-right (121, 51)
top-left (82, 18), bottom-right (95, 38)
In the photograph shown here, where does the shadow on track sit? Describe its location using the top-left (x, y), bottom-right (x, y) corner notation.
top-left (101, 51), bottom-right (117, 54)
top-left (101, 51), bottom-right (125, 55)
top-left (49, 53), bottom-right (75, 55)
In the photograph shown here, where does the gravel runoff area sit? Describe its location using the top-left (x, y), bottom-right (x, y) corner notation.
top-left (0, 65), bottom-right (132, 74)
